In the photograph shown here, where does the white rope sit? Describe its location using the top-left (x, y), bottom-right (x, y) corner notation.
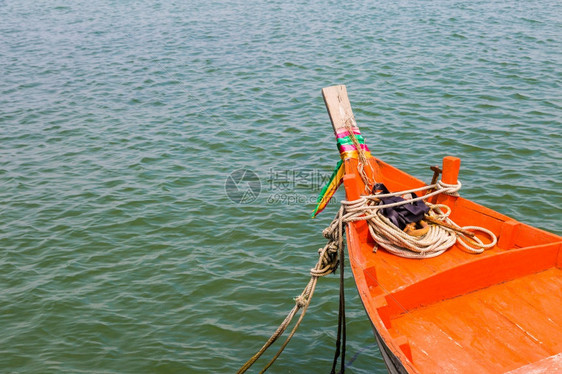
top-left (335, 180), bottom-right (497, 259)
top-left (437, 180), bottom-right (462, 196)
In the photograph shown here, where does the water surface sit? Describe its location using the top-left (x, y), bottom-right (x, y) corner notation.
top-left (1, 0), bottom-right (561, 373)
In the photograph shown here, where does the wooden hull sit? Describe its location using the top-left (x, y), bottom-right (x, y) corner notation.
top-left (321, 85), bottom-right (562, 373)
top-left (344, 156), bottom-right (562, 374)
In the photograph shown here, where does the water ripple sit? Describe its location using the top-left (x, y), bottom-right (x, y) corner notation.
top-left (1, 0), bottom-right (561, 373)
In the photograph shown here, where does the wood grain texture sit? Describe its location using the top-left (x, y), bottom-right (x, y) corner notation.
top-left (322, 85), bottom-right (355, 133)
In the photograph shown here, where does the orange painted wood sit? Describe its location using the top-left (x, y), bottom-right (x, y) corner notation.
top-left (442, 156), bottom-right (461, 185)
top-left (498, 220), bottom-right (520, 249)
top-left (506, 353), bottom-right (562, 374)
top-left (390, 269), bottom-right (562, 373)
top-left (383, 242), bottom-right (560, 317)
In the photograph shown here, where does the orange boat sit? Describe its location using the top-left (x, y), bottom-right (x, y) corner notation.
top-left (320, 85), bottom-right (562, 374)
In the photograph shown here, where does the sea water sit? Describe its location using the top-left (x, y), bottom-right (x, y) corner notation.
top-left (1, 0), bottom-right (560, 372)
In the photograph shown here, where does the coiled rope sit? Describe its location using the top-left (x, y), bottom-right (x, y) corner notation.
top-left (238, 181), bottom-right (497, 372)
top-left (339, 180), bottom-right (497, 259)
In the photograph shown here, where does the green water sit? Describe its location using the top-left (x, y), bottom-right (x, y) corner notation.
top-left (1, 0), bottom-right (561, 373)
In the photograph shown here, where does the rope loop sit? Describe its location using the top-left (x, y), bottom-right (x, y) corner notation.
top-left (428, 204), bottom-right (451, 219)
top-left (456, 226), bottom-right (498, 253)
top-left (326, 242), bottom-right (339, 254)
top-left (437, 179), bottom-right (462, 196)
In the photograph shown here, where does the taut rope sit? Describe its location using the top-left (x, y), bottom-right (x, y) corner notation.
top-left (237, 206), bottom-right (346, 374)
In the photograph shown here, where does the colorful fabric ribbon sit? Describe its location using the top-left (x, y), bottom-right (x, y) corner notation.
top-left (311, 159), bottom-right (344, 218)
top-left (335, 126), bottom-right (372, 160)
top-left (311, 127), bottom-right (371, 218)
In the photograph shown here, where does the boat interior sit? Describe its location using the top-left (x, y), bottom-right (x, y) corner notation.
top-left (345, 156), bottom-right (562, 373)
